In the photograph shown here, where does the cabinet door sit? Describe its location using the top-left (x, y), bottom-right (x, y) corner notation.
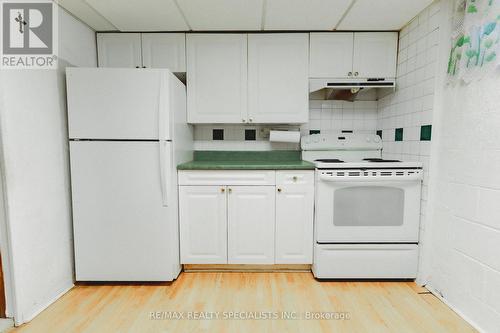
top-left (142, 33), bottom-right (186, 72)
top-left (186, 34), bottom-right (247, 123)
top-left (275, 184), bottom-right (314, 264)
top-left (97, 33), bottom-right (142, 68)
top-left (248, 34), bottom-right (309, 124)
top-left (353, 32), bottom-right (398, 78)
top-left (179, 186), bottom-right (227, 264)
top-left (228, 186), bottom-right (275, 264)
top-left (309, 32), bottom-right (354, 78)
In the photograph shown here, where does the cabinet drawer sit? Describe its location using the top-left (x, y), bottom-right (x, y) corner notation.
top-left (313, 244), bottom-right (418, 279)
top-left (276, 170), bottom-right (314, 186)
top-left (178, 170), bottom-right (275, 186)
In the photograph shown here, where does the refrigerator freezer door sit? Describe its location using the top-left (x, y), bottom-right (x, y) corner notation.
top-left (70, 140), bottom-right (178, 281)
top-left (66, 68), bottom-right (172, 140)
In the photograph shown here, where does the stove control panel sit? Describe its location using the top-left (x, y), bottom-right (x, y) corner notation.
top-left (301, 133), bottom-right (383, 151)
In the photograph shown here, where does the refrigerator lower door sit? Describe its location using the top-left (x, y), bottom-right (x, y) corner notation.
top-left (70, 140), bottom-right (179, 281)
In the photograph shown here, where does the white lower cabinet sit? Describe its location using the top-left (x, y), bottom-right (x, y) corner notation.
top-left (178, 170), bottom-right (314, 265)
top-left (179, 186), bottom-right (227, 264)
top-left (228, 186), bottom-right (275, 264)
top-left (275, 183), bottom-right (314, 264)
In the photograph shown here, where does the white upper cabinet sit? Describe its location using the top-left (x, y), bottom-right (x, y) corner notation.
top-left (309, 32), bottom-right (398, 79)
top-left (97, 33), bottom-right (142, 68)
top-left (227, 186), bottom-right (275, 264)
top-left (247, 34), bottom-right (309, 124)
top-left (309, 33), bottom-right (354, 78)
top-left (97, 32), bottom-right (186, 71)
top-left (179, 185), bottom-right (227, 264)
top-left (186, 34), bottom-right (248, 123)
top-left (352, 32), bottom-right (398, 78)
top-left (141, 33), bottom-right (186, 71)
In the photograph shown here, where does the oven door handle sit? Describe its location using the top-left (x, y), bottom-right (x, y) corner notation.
top-left (318, 174), bottom-right (423, 182)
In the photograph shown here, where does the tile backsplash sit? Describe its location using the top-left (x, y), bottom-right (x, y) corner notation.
top-left (193, 98), bottom-right (379, 150)
top-left (193, 124), bottom-right (301, 150)
top-left (300, 100), bottom-right (378, 136)
top-left (377, 0), bottom-right (440, 162)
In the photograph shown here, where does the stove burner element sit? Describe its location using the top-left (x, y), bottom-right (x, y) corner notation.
top-left (363, 158), bottom-right (401, 163)
top-left (314, 159), bottom-right (344, 163)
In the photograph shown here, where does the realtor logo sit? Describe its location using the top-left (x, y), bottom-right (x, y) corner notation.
top-left (1, 0), bottom-right (57, 69)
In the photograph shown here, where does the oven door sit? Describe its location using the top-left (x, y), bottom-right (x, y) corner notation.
top-left (315, 170), bottom-right (422, 243)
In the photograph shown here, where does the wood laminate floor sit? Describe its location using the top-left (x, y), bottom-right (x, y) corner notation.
top-left (12, 272), bottom-right (476, 333)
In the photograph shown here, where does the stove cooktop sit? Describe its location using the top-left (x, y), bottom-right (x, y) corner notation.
top-left (314, 159), bottom-right (344, 163)
top-left (362, 158), bottom-right (402, 163)
top-left (313, 158), bottom-right (422, 169)
top-left (314, 158), bottom-right (403, 164)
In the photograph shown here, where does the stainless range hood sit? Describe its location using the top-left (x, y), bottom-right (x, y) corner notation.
top-left (309, 78), bottom-right (396, 101)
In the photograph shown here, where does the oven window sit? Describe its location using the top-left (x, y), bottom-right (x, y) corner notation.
top-left (333, 186), bottom-right (404, 226)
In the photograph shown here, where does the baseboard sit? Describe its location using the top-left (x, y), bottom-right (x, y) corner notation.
top-left (425, 285), bottom-right (484, 333)
top-left (183, 264), bottom-right (312, 272)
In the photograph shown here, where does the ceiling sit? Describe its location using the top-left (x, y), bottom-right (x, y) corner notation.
top-left (56, 0), bottom-right (434, 32)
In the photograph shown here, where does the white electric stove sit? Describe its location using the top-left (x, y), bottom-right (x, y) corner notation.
top-left (301, 133), bottom-right (423, 279)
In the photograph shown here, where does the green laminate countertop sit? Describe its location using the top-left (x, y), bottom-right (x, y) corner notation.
top-left (177, 151), bottom-right (315, 170)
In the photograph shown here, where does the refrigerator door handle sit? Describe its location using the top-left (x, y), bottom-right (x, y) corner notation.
top-left (159, 141), bottom-right (172, 207)
top-left (158, 73), bottom-right (169, 141)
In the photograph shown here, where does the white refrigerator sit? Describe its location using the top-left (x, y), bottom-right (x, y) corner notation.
top-left (66, 68), bottom-right (193, 281)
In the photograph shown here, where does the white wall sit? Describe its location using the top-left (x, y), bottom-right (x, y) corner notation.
top-left (421, 0), bottom-right (500, 331)
top-left (0, 6), bottom-right (96, 325)
top-left (59, 7), bottom-right (97, 67)
top-left (0, 143), bottom-right (14, 319)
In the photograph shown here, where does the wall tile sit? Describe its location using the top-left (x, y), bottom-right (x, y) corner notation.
top-left (395, 128), bottom-right (404, 141)
top-left (420, 125), bottom-right (432, 141)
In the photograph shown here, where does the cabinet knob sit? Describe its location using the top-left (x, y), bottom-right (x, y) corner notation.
top-left (348, 71), bottom-right (352, 76)
top-left (249, 118), bottom-right (253, 122)
top-left (142, 66), bottom-right (146, 68)
top-left (221, 188), bottom-right (225, 193)
top-left (135, 66), bottom-right (140, 68)
top-left (354, 71), bottom-right (359, 76)
top-left (242, 119), bottom-right (246, 123)
top-left (292, 176), bottom-right (298, 182)
top-left (228, 188), bottom-right (232, 193)
top-left (277, 188), bottom-right (282, 192)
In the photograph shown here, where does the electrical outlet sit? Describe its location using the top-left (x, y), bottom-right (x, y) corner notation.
top-left (260, 127), bottom-right (271, 139)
